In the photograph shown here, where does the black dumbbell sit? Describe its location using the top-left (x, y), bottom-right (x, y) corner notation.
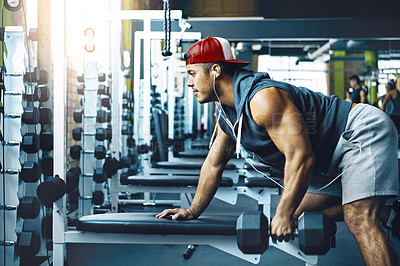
top-left (127, 137), bottom-right (136, 148)
top-left (122, 91), bottom-right (133, 100)
top-left (95, 128), bottom-right (106, 141)
top-left (137, 144), bottom-right (150, 154)
top-left (119, 154), bottom-right (137, 168)
top-left (18, 196), bottom-right (41, 219)
top-left (20, 161), bottom-right (41, 183)
top-left (22, 106), bottom-right (40, 124)
top-left (105, 127), bottom-right (112, 141)
top-left (65, 169), bottom-right (79, 194)
top-left (38, 85), bottom-right (50, 101)
top-left (103, 157), bottom-right (119, 178)
top-left (101, 96), bottom-right (111, 109)
top-left (36, 175), bottom-right (66, 208)
top-left (70, 145), bottom-right (82, 160)
top-left (122, 99), bottom-right (133, 109)
top-left (72, 127), bottom-right (82, 141)
top-left (77, 73), bottom-right (84, 82)
top-left (94, 145), bottom-right (107, 159)
top-left (92, 191), bottom-right (104, 205)
top-left (122, 111), bottom-right (132, 121)
top-left (24, 84), bottom-right (40, 102)
top-left (25, 67), bottom-right (40, 83)
top-left (77, 84), bottom-right (85, 95)
top-left (73, 109), bottom-right (83, 123)
top-left (97, 110), bottom-right (111, 123)
top-left (93, 168), bottom-right (107, 183)
top-left (122, 124), bottom-right (133, 135)
top-left (98, 73), bottom-right (106, 82)
top-left (40, 132), bottom-right (53, 151)
top-left (41, 215), bottom-right (53, 240)
top-left (98, 84), bottom-right (109, 95)
top-left (21, 133), bottom-right (40, 153)
top-left (16, 231), bottom-right (41, 258)
top-left (38, 70), bottom-right (49, 85)
top-left (39, 107), bottom-right (52, 124)
top-left (236, 212), bottom-right (336, 255)
top-left (40, 156), bottom-right (54, 177)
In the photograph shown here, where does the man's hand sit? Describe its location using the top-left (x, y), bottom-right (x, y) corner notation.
top-left (270, 213), bottom-right (295, 242)
top-left (156, 208), bottom-right (195, 220)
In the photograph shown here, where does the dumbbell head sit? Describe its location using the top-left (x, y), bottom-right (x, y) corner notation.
top-left (38, 70), bottom-right (49, 85)
top-left (137, 144), bottom-right (150, 154)
top-left (66, 168), bottom-right (80, 194)
top-left (298, 212), bottom-right (336, 255)
top-left (122, 91), bottom-right (133, 100)
top-left (236, 212), bottom-right (269, 254)
top-left (24, 67), bottom-right (40, 83)
top-left (21, 133), bottom-right (40, 153)
top-left (94, 145), bottom-right (107, 159)
top-left (103, 157), bottom-right (119, 178)
top-left (24, 84), bottom-right (40, 102)
top-left (122, 111), bottom-right (132, 121)
top-left (98, 73), bottom-right (106, 82)
top-left (127, 137), bottom-right (136, 148)
top-left (98, 84), bottom-right (109, 96)
top-left (36, 175), bottom-right (66, 208)
top-left (122, 99), bottom-right (133, 109)
top-left (73, 109), bottom-right (83, 123)
top-left (40, 156), bottom-right (54, 177)
top-left (97, 110), bottom-right (110, 123)
top-left (105, 127), bottom-right (112, 141)
top-left (77, 73), bottom-right (84, 82)
top-left (95, 127), bottom-right (106, 141)
top-left (70, 145), bottom-right (82, 160)
top-left (22, 106), bottom-right (40, 124)
top-left (41, 215), bottom-right (53, 240)
top-left (18, 196), bottom-right (41, 219)
top-left (92, 191), bottom-right (104, 205)
top-left (101, 96), bottom-right (111, 109)
top-left (20, 161), bottom-right (41, 183)
top-left (77, 84), bottom-right (85, 95)
top-left (38, 85), bottom-right (50, 101)
top-left (39, 107), bottom-right (52, 124)
top-left (122, 124), bottom-right (133, 135)
top-left (16, 231), bottom-right (41, 258)
top-left (40, 132), bottom-right (53, 151)
top-left (72, 127), bottom-right (82, 141)
top-left (93, 168), bottom-right (106, 183)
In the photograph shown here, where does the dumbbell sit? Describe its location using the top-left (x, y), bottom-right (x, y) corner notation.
top-left (40, 132), bottom-right (53, 151)
top-left (94, 145), bottom-right (107, 159)
top-left (236, 212), bottom-right (336, 255)
top-left (16, 231), bottom-right (41, 258)
top-left (38, 85), bottom-right (50, 101)
top-left (77, 73), bottom-right (84, 82)
top-left (122, 91), bottom-right (133, 100)
top-left (103, 157), bottom-right (119, 178)
top-left (24, 84), bottom-right (40, 102)
top-left (122, 111), bottom-right (132, 121)
top-left (127, 137), bottom-right (136, 148)
top-left (22, 106), bottom-right (40, 124)
top-left (38, 70), bottom-right (49, 85)
top-left (77, 84), bottom-right (85, 95)
top-left (98, 73), bottom-right (106, 82)
top-left (92, 191), bottom-right (104, 205)
top-left (40, 156), bottom-right (54, 177)
top-left (137, 144), bottom-right (150, 154)
top-left (18, 196), bottom-right (41, 219)
top-left (98, 84), bottom-right (110, 95)
top-left (41, 215), bottom-right (53, 240)
top-left (97, 110), bottom-right (111, 123)
top-left (36, 175), bottom-right (66, 208)
top-left (101, 96), bottom-right (111, 109)
top-left (70, 145), bottom-right (82, 160)
top-left (122, 124), bottom-right (133, 135)
top-left (39, 107), bottom-right (52, 124)
top-left (24, 67), bottom-right (40, 83)
top-left (73, 109), bottom-right (83, 123)
top-left (66, 167), bottom-right (80, 194)
top-left (122, 99), bottom-right (133, 109)
top-left (21, 133), bottom-right (40, 153)
top-left (20, 161), bottom-right (41, 183)
top-left (93, 168), bottom-right (107, 183)
top-left (72, 127), bottom-right (82, 141)
top-left (96, 127), bottom-right (112, 141)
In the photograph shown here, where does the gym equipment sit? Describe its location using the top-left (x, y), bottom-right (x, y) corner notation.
top-left (66, 170), bottom-right (79, 194)
top-left (21, 133), bottom-right (40, 153)
top-left (122, 111), bottom-right (132, 121)
top-left (98, 84), bottom-right (109, 95)
top-left (22, 106), bottom-right (40, 124)
top-left (40, 132), bottom-right (53, 151)
top-left (16, 231), bottom-right (41, 258)
top-left (122, 99), bottom-right (133, 109)
top-left (40, 156), bottom-right (54, 177)
top-left (41, 215), bottom-right (53, 240)
top-left (119, 154), bottom-right (137, 169)
top-left (94, 145), bottom-right (107, 159)
top-left (121, 124), bottom-right (133, 135)
top-left (72, 127), bottom-right (83, 141)
top-left (20, 161), bottom-right (41, 183)
top-left (24, 84), bottom-right (40, 102)
top-left (77, 73), bottom-right (84, 83)
top-left (24, 67), bottom-right (40, 83)
top-left (92, 191), bottom-right (104, 205)
top-left (236, 212), bottom-right (336, 255)
top-left (95, 127), bottom-right (107, 141)
top-left (18, 196), bottom-right (41, 219)
top-left (93, 168), bottom-right (106, 183)
top-left (127, 137), bottom-right (136, 148)
top-left (97, 110), bottom-right (111, 123)
top-left (137, 144), bottom-right (150, 154)
top-left (38, 85), bottom-right (50, 101)
top-left (39, 107), bottom-right (52, 124)
top-left (98, 73), bottom-right (106, 82)
top-left (77, 84), bottom-right (85, 95)
top-left (122, 91), bottom-right (133, 100)
top-left (101, 97), bottom-right (111, 109)
top-left (70, 145), bottom-right (82, 160)
top-left (103, 157), bottom-right (119, 178)
top-left (73, 109), bottom-right (83, 123)
top-left (38, 70), bottom-right (49, 85)
top-left (36, 175), bottom-right (66, 207)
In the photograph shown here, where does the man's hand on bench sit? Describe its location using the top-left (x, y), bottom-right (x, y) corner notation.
top-left (156, 208), bottom-right (195, 220)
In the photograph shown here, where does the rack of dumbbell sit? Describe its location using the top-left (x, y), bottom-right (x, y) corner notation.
top-left (71, 62), bottom-right (115, 216)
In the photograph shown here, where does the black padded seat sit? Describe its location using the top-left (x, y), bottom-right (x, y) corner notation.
top-left (76, 212), bottom-right (237, 235)
top-left (177, 150), bottom-right (209, 158)
top-left (244, 177), bottom-right (281, 188)
top-left (120, 175), bottom-right (233, 187)
top-left (155, 161), bottom-right (236, 170)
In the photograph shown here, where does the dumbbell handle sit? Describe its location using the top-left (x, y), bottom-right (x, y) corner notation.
top-left (0, 204), bottom-right (17, 210)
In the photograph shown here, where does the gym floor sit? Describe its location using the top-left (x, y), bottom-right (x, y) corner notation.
top-left (66, 194), bottom-right (400, 266)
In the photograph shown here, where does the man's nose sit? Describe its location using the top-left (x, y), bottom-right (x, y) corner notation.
top-left (188, 79), bottom-right (194, 87)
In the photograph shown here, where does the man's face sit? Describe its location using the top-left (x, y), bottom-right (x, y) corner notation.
top-left (186, 64), bottom-right (216, 104)
top-left (349, 79), bottom-right (357, 88)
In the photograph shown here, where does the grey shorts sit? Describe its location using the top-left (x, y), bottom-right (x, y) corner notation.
top-left (308, 104), bottom-right (400, 205)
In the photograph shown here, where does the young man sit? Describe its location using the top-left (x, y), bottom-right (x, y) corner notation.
top-left (156, 37), bottom-right (400, 265)
top-left (346, 74), bottom-right (368, 103)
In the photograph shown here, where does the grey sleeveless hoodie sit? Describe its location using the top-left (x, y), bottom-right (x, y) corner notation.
top-left (216, 69), bottom-right (352, 176)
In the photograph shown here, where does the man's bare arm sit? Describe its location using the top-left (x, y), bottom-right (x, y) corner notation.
top-left (156, 125), bottom-right (235, 220)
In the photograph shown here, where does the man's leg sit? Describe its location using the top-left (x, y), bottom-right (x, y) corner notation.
top-left (343, 196), bottom-right (398, 266)
top-left (294, 193), bottom-right (342, 219)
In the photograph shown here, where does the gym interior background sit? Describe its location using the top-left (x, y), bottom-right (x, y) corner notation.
top-left (1, 0), bottom-right (400, 265)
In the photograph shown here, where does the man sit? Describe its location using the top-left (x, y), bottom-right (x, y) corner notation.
top-left (346, 74), bottom-right (368, 103)
top-left (156, 37), bottom-right (400, 265)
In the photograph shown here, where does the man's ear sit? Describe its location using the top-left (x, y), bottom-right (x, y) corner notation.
top-left (211, 64), bottom-right (222, 78)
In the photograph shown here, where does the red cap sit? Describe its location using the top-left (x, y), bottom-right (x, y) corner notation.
top-left (185, 37), bottom-right (249, 66)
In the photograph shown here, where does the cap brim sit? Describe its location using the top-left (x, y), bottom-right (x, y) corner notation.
top-left (224, 59), bottom-right (250, 66)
